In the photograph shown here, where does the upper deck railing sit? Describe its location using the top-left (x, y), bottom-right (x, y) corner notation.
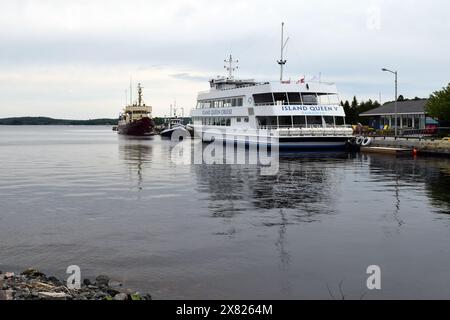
top-left (197, 80), bottom-right (336, 95)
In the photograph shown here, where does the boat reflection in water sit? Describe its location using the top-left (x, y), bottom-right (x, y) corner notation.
top-left (193, 148), bottom-right (350, 285)
top-left (118, 137), bottom-right (154, 191)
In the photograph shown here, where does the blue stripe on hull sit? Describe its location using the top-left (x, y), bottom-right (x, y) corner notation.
top-left (206, 139), bottom-right (347, 151)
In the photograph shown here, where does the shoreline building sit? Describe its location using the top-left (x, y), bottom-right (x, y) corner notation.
top-left (359, 99), bottom-right (438, 130)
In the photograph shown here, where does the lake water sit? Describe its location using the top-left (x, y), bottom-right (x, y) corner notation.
top-left (1, 126), bottom-right (450, 299)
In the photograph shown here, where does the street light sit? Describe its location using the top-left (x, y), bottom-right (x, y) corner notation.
top-left (382, 68), bottom-right (398, 138)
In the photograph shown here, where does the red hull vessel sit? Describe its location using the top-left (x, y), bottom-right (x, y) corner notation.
top-left (118, 117), bottom-right (155, 136)
top-left (117, 83), bottom-right (156, 137)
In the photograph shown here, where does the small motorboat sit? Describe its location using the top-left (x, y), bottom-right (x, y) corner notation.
top-left (160, 118), bottom-right (190, 139)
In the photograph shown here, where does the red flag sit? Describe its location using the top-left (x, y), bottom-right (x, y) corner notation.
top-left (296, 76), bottom-right (305, 84)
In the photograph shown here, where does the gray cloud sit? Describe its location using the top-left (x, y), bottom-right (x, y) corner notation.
top-left (0, 0), bottom-right (449, 118)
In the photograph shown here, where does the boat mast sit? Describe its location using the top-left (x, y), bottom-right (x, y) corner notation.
top-left (277, 22), bottom-right (289, 82)
top-left (224, 54), bottom-right (238, 79)
top-left (137, 83), bottom-right (143, 106)
top-left (129, 77), bottom-right (133, 106)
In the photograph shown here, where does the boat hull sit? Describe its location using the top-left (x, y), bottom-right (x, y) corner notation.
top-left (197, 131), bottom-right (351, 150)
top-left (160, 126), bottom-right (191, 139)
top-left (118, 117), bottom-right (155, 136)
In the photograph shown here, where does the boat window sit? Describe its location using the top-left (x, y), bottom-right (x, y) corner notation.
top-left (253, 93), bottom-right (274, 106)
top-left (329, 94), bottom-right (339, 105)
top-left (278, 116), bottom-right (292, 128)
top-left (237, 117), bottom-right (241, 122)
top-left (335, 117), bottom-right (345, 126)
top-left (232, 98), bottom-right (237, 107)
top-left (287, 93), bottom-right (302, 105)
top-left (257, 116), bottom-right (277, 128)
top-left (307, 116), bottom-right (323, 126)
top-left (318, 94), bottom-right (330, 105)
top-left (237, 98), bottom-right (243, 106)
top-left (221, 118), bottom-right (226, 126)
top-left (324, 116), bottom-right (334, 127)
top-left (302, 93), bottom-right (318, 105)
top-left (273, 93), bottom-right (288, 105)
top-left (244, 117), bottom-right (249, 123)
top-left (293, 116), bottom-right (306, 127)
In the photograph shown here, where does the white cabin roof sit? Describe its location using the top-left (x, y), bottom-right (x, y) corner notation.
top-left (198, 80), bottom-right (338, 101)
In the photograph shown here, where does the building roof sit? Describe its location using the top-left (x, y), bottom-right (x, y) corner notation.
top-left (360, 99), bottom-right (428, 116)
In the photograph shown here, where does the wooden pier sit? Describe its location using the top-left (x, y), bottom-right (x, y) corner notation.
top-left (360, 146), bottom-right (412, 156)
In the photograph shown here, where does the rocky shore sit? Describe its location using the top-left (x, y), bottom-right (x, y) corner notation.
top-left (0, 269), bottom-right (151, 300)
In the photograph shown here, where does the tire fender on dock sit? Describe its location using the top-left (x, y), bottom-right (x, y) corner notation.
top-left (355, 136), bottom-right (364, 145)
top-left (361, 137), bottom-right (372, 146)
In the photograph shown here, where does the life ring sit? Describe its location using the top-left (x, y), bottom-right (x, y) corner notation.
top-left (361, 137), bottom-right (372, 146)
top-left (355, 136), bottom-right (364, 145)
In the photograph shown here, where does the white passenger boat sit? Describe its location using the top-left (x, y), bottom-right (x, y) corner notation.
top-left (190, 24), bottom-right (353, 150)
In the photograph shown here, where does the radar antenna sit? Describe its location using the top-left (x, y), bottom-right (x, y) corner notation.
top-left (224, 54), bottom-right (239, 79)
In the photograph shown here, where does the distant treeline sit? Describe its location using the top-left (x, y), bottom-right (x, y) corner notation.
top-left (0, 116), bottom-right (192, 126)
top-left (0, 117), bottom-right (118, 125)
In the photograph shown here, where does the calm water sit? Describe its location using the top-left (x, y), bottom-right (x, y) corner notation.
top-left (1, 126), bottom-right (450, 299)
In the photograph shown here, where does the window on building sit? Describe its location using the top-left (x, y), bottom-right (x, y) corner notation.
top-left (226, 118), bottom-right (231, 126)
top-left (244, 117), bottom-right (249, 123)
top-left (237, 117), bottom-right (241, 122)
top-left (237, 98), bottom-right (243, 106)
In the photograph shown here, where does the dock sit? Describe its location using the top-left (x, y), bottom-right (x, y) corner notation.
top-left (360, 146), bottom-right (412, 156)
top-left (367, 137), bottom-right (450, 157)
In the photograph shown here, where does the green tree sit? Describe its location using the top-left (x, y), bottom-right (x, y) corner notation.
top-left (426, 83), bottom-right (450, 123)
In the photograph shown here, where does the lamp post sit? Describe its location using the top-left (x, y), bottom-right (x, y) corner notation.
top-left (382, 68), bottom-right (398, 138)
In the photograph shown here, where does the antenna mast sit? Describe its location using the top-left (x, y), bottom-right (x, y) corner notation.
top-left (137, 83), bottom-right (143, 106)
top-left (224, 54), bottom-right (238, 79)
top-left (277, 22), bottom-right (289, 82)
top-left (129, 77), bottom-right (133, 105)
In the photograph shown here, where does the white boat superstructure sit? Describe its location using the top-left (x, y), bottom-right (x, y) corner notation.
top-left (191, 77), bottom-right (353, 149)
top-left (190, 23), bottom-right (353, 150)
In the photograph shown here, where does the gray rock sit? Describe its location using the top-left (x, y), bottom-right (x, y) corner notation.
top-left (48, 276), bottom-right (63, 286)
top-left (21, 268), bottom-right (44, 277)
top-left (113, 293), bottom-right (128, 300)
top-left (38, 291), bottom-right (68, 300)
top-left (0, 290), bottom-right (14, 300)
top-left (83, 278), bottom-right (91, 286)
top-left (95, 275), bottom-right (110, 287)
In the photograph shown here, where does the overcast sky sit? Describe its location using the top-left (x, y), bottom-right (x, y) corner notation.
top-left (0, 0), bottom-right (449, 119)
